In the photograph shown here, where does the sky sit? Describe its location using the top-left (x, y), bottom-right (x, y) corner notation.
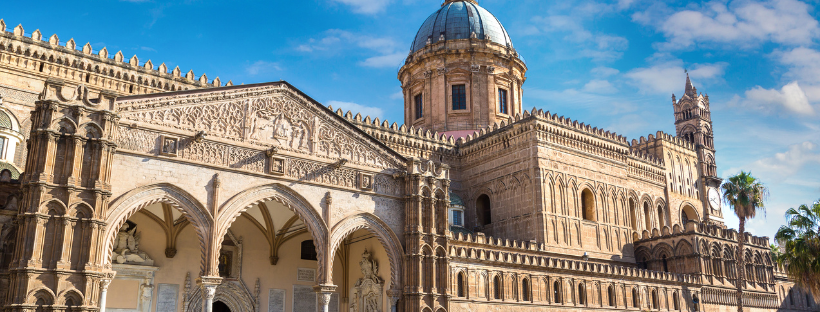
top-left (4, 0), bottom-right (819, 241)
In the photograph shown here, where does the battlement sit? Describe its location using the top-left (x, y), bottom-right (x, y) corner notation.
top-left (636, 220), bottom-right (771, 249)
top-left (631, 131), bottom-right (697, 152)
top-left (0, 19), bottom-right (229, 96)
top-left (449, 231), bottom-right (700, 285)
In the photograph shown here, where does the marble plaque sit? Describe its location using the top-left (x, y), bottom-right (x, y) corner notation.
top-left (155, 284), bottom-right (179, 312)
top-left (268, 289), bottom-right (285, 312)
top-left (329, 293), bottom-right (339, 312)
top-left (297, 268), bottom-right (316, 282)
top-left (293, 285), bottom-right (316, 312)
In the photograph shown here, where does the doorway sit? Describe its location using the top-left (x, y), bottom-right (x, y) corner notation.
top-left (212, 301), bottom-right (231, 312)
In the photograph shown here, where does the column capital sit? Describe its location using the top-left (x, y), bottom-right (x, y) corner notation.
top-left (313, 284), bottom-right (338, 294)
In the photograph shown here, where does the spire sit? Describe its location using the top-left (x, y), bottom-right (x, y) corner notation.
top-left (684, 72), bottom-right (696, 97)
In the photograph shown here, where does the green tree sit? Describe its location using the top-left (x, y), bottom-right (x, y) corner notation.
top-left (775, 199), bottom-right (820, 301)
top-left (722, 171), bottom-right (768, 312)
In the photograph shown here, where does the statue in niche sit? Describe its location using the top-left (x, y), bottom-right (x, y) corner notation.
top-left (350, 249), bottom-right (383, 312)
top-left (113, 221), bottom-right (154, 265)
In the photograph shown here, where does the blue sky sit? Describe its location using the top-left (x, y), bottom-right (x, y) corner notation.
top-left (5, 0), bottom-right (819, 241)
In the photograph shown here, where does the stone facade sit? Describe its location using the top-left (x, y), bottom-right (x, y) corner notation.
top-left (0, 1), bottom-right (815, 311)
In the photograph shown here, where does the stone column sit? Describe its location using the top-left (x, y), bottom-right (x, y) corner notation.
top-left (56, 217), bottom-right (75, 270)
top-left (99, 272), bottom-right (116, 312)
top-left (388, 289), bottom-right (402, 312)
top-left (313, 284), bottom-right (337, 312)
top-left (198, 276), bottom-right (222, 312)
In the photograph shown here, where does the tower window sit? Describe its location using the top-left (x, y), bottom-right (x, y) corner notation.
top-left (581, 189), bottom-right (596, 221)
top-left (414, 93), bottom-right (423, 119)
top-left (498, 88), bottom-right (508, 114)
top-left (452, 84), bottom-right (466, 110)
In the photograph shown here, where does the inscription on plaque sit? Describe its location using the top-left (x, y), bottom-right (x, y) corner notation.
top-left (155, 284), bottom-right (179, 312)
top-left (293, 285), bottom-right (316, 312)
top-left (296, 268), bottom-right (316, 282)
top-left (268, 289), bottom-right (285, 312)
top-left (329, 293), bottom-right (340, 312)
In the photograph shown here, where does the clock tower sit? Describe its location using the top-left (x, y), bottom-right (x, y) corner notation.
top-left (673, 74), bottom-right (724, 226)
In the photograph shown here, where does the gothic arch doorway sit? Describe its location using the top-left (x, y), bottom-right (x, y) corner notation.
top-left (212, 301), bottom-right (230, 312)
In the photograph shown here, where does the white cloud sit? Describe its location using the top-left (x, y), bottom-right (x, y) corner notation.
top-left (331, 0), bottom-right (391, 14)
top-left (327, 100), bottom-right (384, 119)
top-left (639, 0), bottom-right (820, 49)
top-left (389, 91), bottom-right (404, 100)
top-left (753, 141), bottom-right (820, 180)
top-left (624, 61), bottom-right (726, 94)
top-left (738, 81), bottom-right (815, 115)
top-left (245, 61), bottom-right (281, 75)
top-left (582, 79), bottom-right (618, 94)
top-left (297, 30), bottom-right (404, 68)
top-left (530, 15), bottom-right (628, 62)
top-left (359, 53), bottom-right (405, 68)
top-left (591, 67), bottom-right (619, 77)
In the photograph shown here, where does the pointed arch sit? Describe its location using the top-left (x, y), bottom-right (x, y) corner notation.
top-left (104, 183), bottom-right (210, 272)
top-left (217, 183), bottom-right (328, 279)
top-left (329, 212), bottom-right (403, 291)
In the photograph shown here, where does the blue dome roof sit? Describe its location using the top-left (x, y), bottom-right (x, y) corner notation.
top-left (410, 1), bottom-right (514, 53)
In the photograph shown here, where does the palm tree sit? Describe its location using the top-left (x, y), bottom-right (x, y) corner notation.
top-left (775, 199), bottom-right (820, 301)
top-left (722, 171), bottom-right (768, 312)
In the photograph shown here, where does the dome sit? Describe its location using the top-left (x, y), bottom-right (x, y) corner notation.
top-left (0, 110), bottom-right (13, 131)
top-left (449, 192), bottom-right (465, 207)
top-left (410, 0), bottom-right (514, 53)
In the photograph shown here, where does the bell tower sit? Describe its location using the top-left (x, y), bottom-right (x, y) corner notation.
top-left (673, 74), bottom-right (723, 225)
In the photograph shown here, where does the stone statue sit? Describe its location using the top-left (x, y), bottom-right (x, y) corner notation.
top-left (113, 221), bottom-right (154, 265)
top-left (350, 249), bottom-right (383, 312)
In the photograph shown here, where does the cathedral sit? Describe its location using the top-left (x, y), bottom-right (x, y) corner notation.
top-left (0, 0), bottom-right (813, 311)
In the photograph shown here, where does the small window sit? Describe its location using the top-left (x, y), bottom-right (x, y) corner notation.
top-left (451, 209), bottom-right (463, 226)
top-left (452, 84), bottom-right (466, 110)
top-left (414, 93), bottom-right (423, 119)
top-left (651, 290), bottom-right (658, 310)
top-left (457, 272), bottom-right (465, 297)
top-left (632, 288), bottom-right (639, 307)
top-left (608, 285), bottom-right (615, 306)
top-left (581, 189), bottom-right (596, 221)
top-left (578, 283), bottom-right (586, 305)
top-left (498, 88), bottom-right (508, 114)
top-left (673, 291), bottom-right (680, 310)
top-left (477, 194), bottom-right (491, 226)
top-left (300, 240), bottom-right (317, 261)
top-left (0, 136), bottom-right (6, 159)
top-left (554, 280), bottom-right (562, 303)
top-left (493, 275), bottom-right (501, 299)
top-left (522, 278), bottom-right (530, 301)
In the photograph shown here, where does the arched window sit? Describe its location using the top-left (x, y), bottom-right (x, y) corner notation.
top-left (581, 189), bottom-right (596, 221)
top-left (673, 291), bottom-right (680, 310)
top-left (632, 287), bottom-right (639, 308)
top-left (608, 285), bottom-right (615, 306)
top-left (522, 278), bottom-right (530, 301)
top-left (790, 288), bottom-right (795, 305)
top-left (578, 283), bottom-right (586, 305)
top-left (300, 240), bottom-right (317, 261)
top-left (554, 280), bottom-right (562, 303)
top-left (662, 255), bottom-right (669, 272)
top-left (643, 202), bottom-right (652, 230)
top-left (629, 198), bottom-right (638, 230)
top-left (477, 194), bottom-right (492, 226)
top-left (651, 290), bottom-right (658, 310)
top-left (457, 272), bottom-right (465, 297)
top-left (493, 275), bottom-right (501, 300)
top-left (657, 205), bottom-right (665, 228)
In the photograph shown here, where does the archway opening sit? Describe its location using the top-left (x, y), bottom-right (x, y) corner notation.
top-left (493, 275), bottom-right (501, 300)
top-left (105, 201), bottom-right (203, 312)
top-left (629, 198), bottom-right (638, 230)
top-left (657, 205), bottom-right (665, 228)
top-left (681, 205), bottom-right (698, 226)
top-left (608, 285), bottom-right (615, 306)
top-left (212, 301), bottom-right (230, 312)
top-left (554, 280), bottom-right (562, 303)
top-left (332, 226), bottom-right (397, 312)
top-left (477, 194), bottom-right (492, 226)
top-left (578, 283), bottom-right (586, 305)
top-left (581, 189), bottom-right (596, 221)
